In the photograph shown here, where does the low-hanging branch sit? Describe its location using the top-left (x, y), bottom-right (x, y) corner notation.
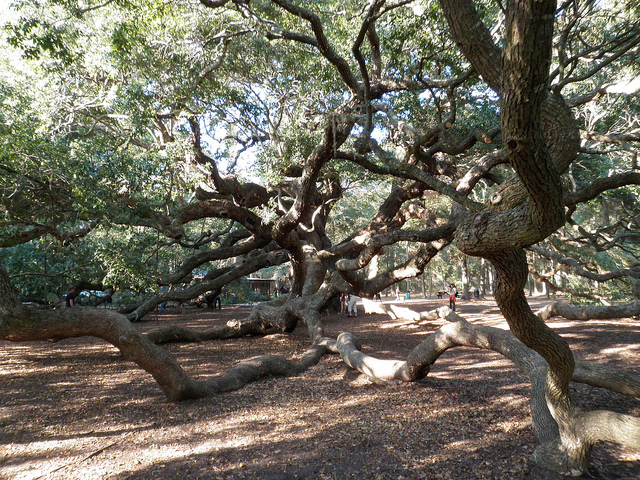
top-left (527, 263), bottom-right (613, 305)
top-left (529, 244), bottom-right (640, 282)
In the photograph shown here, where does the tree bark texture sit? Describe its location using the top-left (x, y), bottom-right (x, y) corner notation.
top-left (537, 301), bottom-right (640, 322)
top-left (438, 0), bottom-right (580, 181)
top-left (435, 0), bottom-right (640, 473)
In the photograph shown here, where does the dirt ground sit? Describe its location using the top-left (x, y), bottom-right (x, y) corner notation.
top-left (1, 296), bottom-right (640, 480)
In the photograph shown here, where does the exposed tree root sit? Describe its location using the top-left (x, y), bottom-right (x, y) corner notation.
top-left (336, 303), bottom-right (640, 476)
top-left (3, 260), bottom-right (640, 478)
top-left (336, 306), bottom-right (640, 398)
top-left (361, 298), bottom-right (443, 322)
top-left (536, 301), bottom-right (640, 322)
top-left (199, 345), bottom-right (329, 394)
top-left (336, 332), bottom-right (409, 381)
top-left (0, 304), bottom-right (205, 402)
top-left (0, 303), bottom-right (330, 401)
top-left (144, 318), bottom-right (269, 344)
top-left (0, 264), bottom-right (329, 401)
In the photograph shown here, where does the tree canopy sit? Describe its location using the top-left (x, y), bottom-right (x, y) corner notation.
top-left (1, 0), bottom-right (640, 476)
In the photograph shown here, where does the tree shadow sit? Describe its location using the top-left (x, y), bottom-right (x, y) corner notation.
top-left (1, 303), bottom-right (639, 479)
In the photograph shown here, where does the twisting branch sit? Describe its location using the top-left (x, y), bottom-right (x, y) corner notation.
top-left (554, 27), bottom-right (640, 93)
top-left (270, 0), bottom-right (360, 94)
top-left (537, 300), bottom-right (640, 322)
top-left (195, 36), bottom-right (232, 87)
top-left (564, 172), bottom-right (640, 207)
top-left (527, 263), bottom-right (613, 305)
top-left (333, 223), bottom-right (456, 272)
top-left (335, 305), bottom-right (640, 401)
top-left (352, 0), bottom-right (385, 135)
top-left (368, 139), bottom-right (483, 211)
top-left (529, 245), bottom-right (640, 282)
top-left (455, 149), bottom-right (508, 195)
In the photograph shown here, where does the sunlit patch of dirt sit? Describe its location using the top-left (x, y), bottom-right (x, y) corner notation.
top-left (1, 297), bottom-right (639, 479)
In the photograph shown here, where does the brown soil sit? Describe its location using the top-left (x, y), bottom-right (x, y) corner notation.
top-left (1, 296), bottom-right (639, 480)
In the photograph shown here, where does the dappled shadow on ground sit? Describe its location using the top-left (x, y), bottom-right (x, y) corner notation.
top-left (1, 298), bottom-right (639, 479)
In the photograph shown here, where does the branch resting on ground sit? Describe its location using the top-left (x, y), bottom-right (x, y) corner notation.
top-left (336, 306), bottom-right (640, 398)
top-left (335, 305), bottom-right (640, 457)
top-left (536, 301), bottom-right (640, 322)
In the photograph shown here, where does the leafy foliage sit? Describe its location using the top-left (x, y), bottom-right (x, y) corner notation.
top-left (0, 0), bottom-right (638, 306)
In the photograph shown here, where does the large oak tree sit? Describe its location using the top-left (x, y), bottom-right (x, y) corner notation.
top-left (1, 0), bottom-right (640, 475)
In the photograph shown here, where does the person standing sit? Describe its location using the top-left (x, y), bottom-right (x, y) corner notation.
top-left (347, 294), bottom-right (359, 317)
top-left (449, 284), bottom-right (457, 311)
top-left (340, 292), bottom-right (348, 314)
top-left (159, 285), bottom-right (168, 313)
top-left (65, 287), bottom-right (76, 307)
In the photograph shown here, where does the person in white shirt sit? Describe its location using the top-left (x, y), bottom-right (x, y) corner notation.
top-left (347, 294), bottom-right (359, 317)
top-left (449, 284), bottom-right (457, 311)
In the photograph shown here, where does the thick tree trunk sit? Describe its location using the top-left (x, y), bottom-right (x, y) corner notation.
top-left (437, 0), bottom-right (626, 472)
top-left (461, 255), bottom-right (470, 300)
top-left (439, 0), bottom-right (580, 184)
top-left (489, 251), bottom-right (588, 474)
